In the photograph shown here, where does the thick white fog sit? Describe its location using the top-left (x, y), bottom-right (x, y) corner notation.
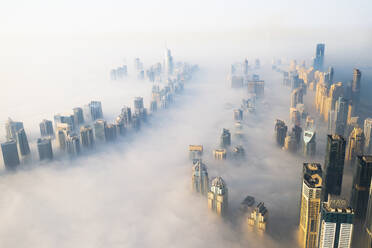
top-left (1, 1), bottom-right (372, 247)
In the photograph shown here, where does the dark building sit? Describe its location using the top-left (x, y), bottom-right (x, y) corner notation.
top-left (322, 134), bottom-right (346, 201)
top-left (313, 43), bottom-right (325, 71)
top-left (350, 155), bottom-right (372, 219)
top-left (37, 138), bottom-right (53, 160)
top-left (73, 107), bottom-right (84, 127)
top-left (1, 140), bottom-right (20, 170)
top-left (105, 124), bottom-right (117, 142)
top-left (351, 69), bottom-right (361, 114)
top-left (292, 125), bottom-right (302, 146)
top-left (364, 180), bottom-right (372, 247)
top-left (80, 125), bottom-right (94, 149)
top-left (39, 119), bottom-right (54, 137)
top-left (5, 118), bottom-right (24, 141)
top-left (220, 128), bottom-right (231, 148)
top-left (121, 106), bottom-right (132, 127)
top-left (16, 128), bottom-right (30, 157)
top-left (275, 119), bottom-right (287, 147)
top-left (233, 109), bottom-right (243, 121)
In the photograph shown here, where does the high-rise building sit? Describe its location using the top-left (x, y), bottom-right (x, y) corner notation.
top-left (345, 127), bottom-right (365, 166)
top-left (290, 107), bottom-right (301, 126)
top-left (80, 125), bottom-right (94, 149)
top-left (189, 145), bottom-right (203, 160)
top-left (84, 101), bottom-right (103, 122)
top-left (233, 109), bottom-right (243, 121)
top-left (299, 163), bottom-right (322, 248)
top-left (313, 43), bottom-right (325, 71)
top-left (275, 119), bottom-right (288, 147)
top-left (284, 133), bottom-right (297, 152)
top-left (247, 202), bottom-right (268, 232)
top-left (120, 106), bottom-right (132, 127)
top-left (334, 97), bottom-right (349, 136)
top-left (364, 118), bottom-right (372, 155)
top-left (16, 128), bottom-right (30, 157)
top-left (318, 196), bottom-right (354, 248)
top-left (54, 114), bottom-right (75, 131)
top-left (291, 87), bottom-right (304, 108)
top-left (232, 145), bottom-right (245, 159)
top-left (37, 138), bottom-right (53, 160)
top-left (293, 125), bottom-right (303, 145)
top-left (213, 149), bottom-right (227, 160)
top-left (150, 100), bottom-right (157, 113)
top-left (105, 124), bottom-right (117, 142)
top-left (1, 140), bottom-right (20, 170)
top-left (350, 156), bottom-right (372, 219)
top-left (39, 119), bottom-right (54, 137)
top-left (134, 97), bottom-right (144, 112)
top-left (303, 130), bottom-right (316, 157)
top-left (164, 49), bottom-right (174, 77)
top-left (5, 118), bottom-right (24, 141)
top-left (364, 179), bottom-right (372, 247)
top-left (322, 135), bottom-right (346, 200)
top-left (324, 66), bottom-right (334, 87)
top-left (305, 116), bottom-right (315, 131)
top-left (131, 114), bottom-right (141, 131)
top-left (208, 177), bottom-right (228, 217)
top-left (220, 128), bottom-right (231, 148)
top-left (351, 69), bottom-right (361, 114)
top-left (244, 59), bottom-right (249, 75)
top-left (73, 107), bottom-right (84, 127)
top-left (191, 159), bottom-right (209, 196)
top-left (66, 133), bottom-right (80, 157)
top-left (93, 119), bottom-right (107, 142)
top-left (56, 123), bottom-right (71, 150)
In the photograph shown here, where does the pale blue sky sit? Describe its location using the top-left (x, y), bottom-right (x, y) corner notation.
top-left (1, 0), bottom-right (371, 33)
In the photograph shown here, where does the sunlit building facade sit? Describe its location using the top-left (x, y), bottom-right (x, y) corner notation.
top-left (208, 177), bottom-right (228, 217)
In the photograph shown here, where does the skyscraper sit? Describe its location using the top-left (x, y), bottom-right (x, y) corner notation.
top-left (93, 119), bottom-right (107, 142)
top-left (233, 109), bottom-right (243, 121)
top-left (84, 101), bottom-right (103, 122)
top-left (364, 118), bottom-right (372, 155)
top-left (120, 106), bottom-right (132, 127)
top-left (284, 132), bottom-right (297, 152)
top-left (54, 114), bottom-right (75, 131)
top-left (318, 196), bottom-right (354, 248)
top-left (37, 138), bottom-right (53, 160)
top-left (56, 123), bottom-right (71, 150)
top-left (80, 125), bottom-right (94, 149)
top-left (220, 128), bottom-right (231, 148)
top-left (16, 128), bottom-right (30, 157)
top-left (208, 177), bottom-right (228, 217)
top-left (291, 87), bottom-right (304, 108)
top-left (351, 69), bottom-right (361, 114)
top-left (303, 130), bottom-right (316, 157)
top-left (334, 97), bottom-right (349, 136)
top-left (66, 133), bottom-right (80, 157)
top-left (322, 135), bottom-right (346, 201)
top-left (299, 163), bottom-right (322, 248)
top-left (213, 149), bottom-right (227, 160)
top-left (5, 118), bottom-right (24, 141)
top-left (164, 49), bottom-right (174, 77)
top-left (73, 107), bottom-right (84, 127)
top-left (275, 119), bottom-right (288, 147)
top-left (105, 123), bottom-right (117, 142)
top-left (313, 43), bottom-right (325, 71)
top-left (134, 97), bottom-right (144, 112)
top-left (244, 58), bottom-right (248, 76)
top-left (350, 156), bottom-right (372, 219)
top-left (39, 119), bottom-right (54, 137)
top-left (364, 179), bottom-right (372, 247)
top-left (345, 127), bottom-right (365, 166)
top-left (1, 140), bottom-right (20, 170)
top-left (189, 145), bottom-right (203, 160)
top-left (247, 202), bottom-right (268, 232)
top-left (191, 159), bottom-right (209, 196)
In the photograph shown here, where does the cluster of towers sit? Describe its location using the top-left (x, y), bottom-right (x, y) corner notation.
top-left (1, 55), bottom-right (199, 170)
top-left (274, 43), bottom-right (372, 248)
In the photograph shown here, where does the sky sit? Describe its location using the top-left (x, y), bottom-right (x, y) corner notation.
top-left (0, 1), bottom-right (372, 247)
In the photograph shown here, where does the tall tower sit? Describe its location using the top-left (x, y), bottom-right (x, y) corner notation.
top-left (313, 43), bottom-right (325, 71)
top-left (37, 138), bottom-right (53, 161)
top-left (350, 156), bottom-right (372, 219)
top-left (208, 177), bottom-right (228, 217)
top-left (66, 133), bottom-right (80, 157)
top-left (39, 119), bottom-right (54, 137)
top-left (1, 140), bottom-right (20, 170)
top-left (291, 87), bottom-right (304, 108)
top-left (364, 179), bottom-right (372, 247)
top-left (93, 119), bottom-right (107, 142)
top-left (351, 69), bottom-right (361, 114)
top-left (345, 127), bottom-right (365, 166)
top-left (220, 128), bottom-right (231, 148)
top-left (191, 159), bottom-right (209, 196)
top-left (80, 125), bottom-right (94, 149)
top-left (244, 58), bottom-right (249, 76)
top-left (164, 48), bottom-right (173, 77)
top-left (364, 118), bottom-right (372, 155)
top-left (303, 130), bottom-right (316, 157)
top-left (318, 196), bottom-right (354, 248)
top-left (73, 107), bottom-right (84, 127)
top-left (15, 128), bottom-right (30, 157)
top-left (299, 163), bottom-right (322, 248)
top-left (5, 118), bottom-right (24, 141)
top-left (247, 202), bottom-right (268, 232)
top-left (275, 119), bottom-right (288, 147)
top-left (322, 135), bottom-right (346, 200)
top-left (84, 101), bottom-right (103, 122)
top-left (334, 97), bottom-right (349, 136)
